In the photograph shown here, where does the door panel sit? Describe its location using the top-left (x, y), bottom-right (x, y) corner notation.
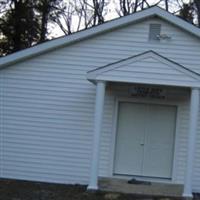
top-left (142, 105), bottom-right (176, 178)
top-left (114, 102), bottom-right (176, 179)
top-left (114, 103), bottom-right (146, 175)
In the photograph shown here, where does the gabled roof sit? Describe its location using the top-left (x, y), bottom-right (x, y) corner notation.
top-left (1, 6), bottom-right (200, 68)
top-left (87, 51), bottom-right (200, 88)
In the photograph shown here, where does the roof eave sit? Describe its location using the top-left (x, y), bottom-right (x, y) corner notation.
top-left (0, 7), bottom-right (158, 68)
top-left (1, 6), bottom-right (200, 68)
top-left (87, 77), bottom-right (200, 88)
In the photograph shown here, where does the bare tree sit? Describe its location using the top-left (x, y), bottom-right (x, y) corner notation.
top-left (50, 1), bottom-right (74, 35)
top-left (164, 0), bottom-right (169, 11)
top-left (114, 0), bottom-right (156, 17)
top-left (114, 0), bottom-right (187, 17)
top-left (83, 0), bottom-right (109, 26)
top-left (50, 0), bottom-right (110, 36)
top-left (49, 0), bottom-right (94, 35)
top-left (75, 0), bottom-right (94, 29)
top-left (115, 0), bottom-right (141, 16)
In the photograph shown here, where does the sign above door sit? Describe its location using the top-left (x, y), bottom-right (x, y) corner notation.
top-left (129, 86), bottom-right (166, 99)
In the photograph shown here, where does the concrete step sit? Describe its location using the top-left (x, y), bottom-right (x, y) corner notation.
top-left (99, 177), bottom-right (183, 198)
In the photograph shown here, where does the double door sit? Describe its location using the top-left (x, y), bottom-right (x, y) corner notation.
top-left (114, 102), bottom-right (176, 179)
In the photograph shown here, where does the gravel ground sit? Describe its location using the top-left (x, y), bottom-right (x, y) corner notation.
top-left (0, 179), bottom-right (198, 200)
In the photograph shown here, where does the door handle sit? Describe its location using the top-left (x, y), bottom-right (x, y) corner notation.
top-left (140, 143), bottom-right (144, 146)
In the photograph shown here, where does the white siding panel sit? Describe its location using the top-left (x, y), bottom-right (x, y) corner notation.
top-left (0, 16), bottom-right (200, 192)
top-left (0, 63), bottom-right (96, 184)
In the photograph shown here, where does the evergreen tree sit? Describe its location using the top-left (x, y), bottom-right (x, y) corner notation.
top-left (179, 3), bottom-right (194, 24)
top-left (0, 0), bottom-right (64, 55)
top-left (0, 0), bottom-right (40, 55)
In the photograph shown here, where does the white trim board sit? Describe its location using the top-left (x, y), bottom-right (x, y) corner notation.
top-left (2, 6), bottom-right (200, 68)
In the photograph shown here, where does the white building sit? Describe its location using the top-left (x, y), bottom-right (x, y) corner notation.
top-left (1, 6), bottom-right (200, 198)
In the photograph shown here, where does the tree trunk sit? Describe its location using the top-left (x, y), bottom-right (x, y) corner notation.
top-left (13, 0), bottom-right (22, 52)
top-left (165, 0), bottom-right (169, 11)
top-left (39, 0), bottom-right (50, 42)
top-left (40, 12), bottom-right (48, 42)
top-left (134, 0), bottom-right (138, 12)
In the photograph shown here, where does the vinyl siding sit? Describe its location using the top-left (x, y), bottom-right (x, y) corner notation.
top-left (0, 63), bottom-right (95, 184)
top-left (0, 17), bottom-right (200, 192)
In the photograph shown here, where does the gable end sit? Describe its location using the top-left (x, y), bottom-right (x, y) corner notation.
top-left (87, 51), bottom-right (200, 88)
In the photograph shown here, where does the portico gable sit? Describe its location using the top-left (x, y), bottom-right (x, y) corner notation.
top-left (87, 50), bottom-right (200, 87)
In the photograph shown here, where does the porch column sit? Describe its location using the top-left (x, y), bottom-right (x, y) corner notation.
top-left (87, 81), bottom-right (106, 190)
top-left (183, 88), bottom-right (200, 198)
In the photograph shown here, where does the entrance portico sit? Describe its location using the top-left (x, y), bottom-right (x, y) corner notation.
top-left (86, 51), bottom-right (200, 197)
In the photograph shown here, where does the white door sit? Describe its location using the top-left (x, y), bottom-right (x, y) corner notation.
top-left (114, 102), bottom-right (176, 179)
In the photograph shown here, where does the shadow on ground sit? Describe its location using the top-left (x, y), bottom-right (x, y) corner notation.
top-left (0, 179), bottom-right (199, 200)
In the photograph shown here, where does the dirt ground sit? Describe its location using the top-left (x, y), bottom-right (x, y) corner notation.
top-left (0, 178), bottom-right (199, 200)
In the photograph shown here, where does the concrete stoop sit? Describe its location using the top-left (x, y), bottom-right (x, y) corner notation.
top-left (99, 177), bottom-right (183, 198)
